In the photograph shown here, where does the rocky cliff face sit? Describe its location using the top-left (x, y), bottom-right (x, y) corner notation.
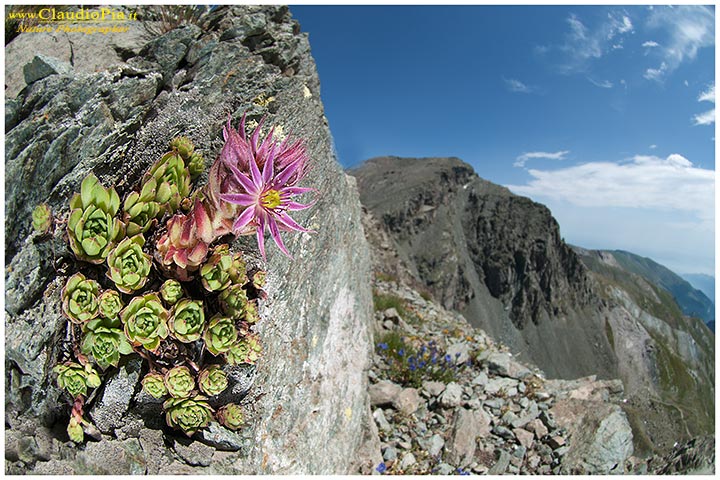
top-left (350, 156), bottom-right (617, 381)
top-left (5, 6), bottom-right (373, 474)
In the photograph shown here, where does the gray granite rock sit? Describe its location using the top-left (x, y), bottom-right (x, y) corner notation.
top-left (23, 54), bottom-right (73, 84)
top-left (369, 381), bottom-right (403, 407)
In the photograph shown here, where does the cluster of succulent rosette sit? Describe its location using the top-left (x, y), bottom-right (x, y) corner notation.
top-left (45, 115), bottom-right (312, 442)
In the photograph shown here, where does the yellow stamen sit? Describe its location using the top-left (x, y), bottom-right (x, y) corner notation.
top-left (260, 189), bottom-right (281, 209)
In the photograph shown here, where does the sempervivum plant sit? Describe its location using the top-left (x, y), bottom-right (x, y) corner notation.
top-left (216, 403), bottom-right (244, 430)
top-left (53, 362), bottom-right (101, 397)
top-left (106, 235), bottom-right (152, 293)
top-left (61, 273), bottom-right (101, 324)
top-left (142, 372), bottom-right (168, 399)
top-left (164, 395), bottom-right (213, 436)
top-left (81, 316), bottom-right (133, 369)
top-left (164, 365), bottom-right (195, 398)
top-left (218, 284), bottom-right (248, 320)
top-left (98, 289), bottom-right (123, 320)
top-left (199, 245), bottom-right (235, 292)
top-left (225, 332), bottom-right (262, 366)
top-left (120, 293), bottom-right (169, 351)
top-left (123, 178), bottom-right (162, 236)
top-left (197, 365), bottom-right (228, 396)
top-left (67, 174), bottom-right (123, 264)
top-left (32, 203), bottom-right (53, 234)
top-left (155, 199), bottom-right (214, 280)
top-left (204, 315), bottom-right (238, 356)
top-left (168, 299), bottom-right (205, 343)
top-left (160, 279), bottom-right (183, 306)
top-left (143, 151), bottom-right (191, 214)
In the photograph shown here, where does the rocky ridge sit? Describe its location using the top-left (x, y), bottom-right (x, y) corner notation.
top-left (350, 156), bottom-right (618, 381)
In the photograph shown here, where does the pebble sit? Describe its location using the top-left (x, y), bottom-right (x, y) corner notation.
top-left (373, 408), bottom-right (392, 432)
top-left (428, 434), bottom-right (445, 457)
top-left (422, 380), bottom-right (446, 397)
top-left (439, 382), bottom-right (463, 408)
top-left (492, 425), bottom-right (515, 441)
top-left (399, 452), bottom-right (417, 470)
top-left (435, 463), bottom-right (455, 475)
top-left (382, 445), bottom-right (398, 461)
top-left (547, 436), bottom-right (566, 450)
top-left (488, 449), bottom-right (511, 474)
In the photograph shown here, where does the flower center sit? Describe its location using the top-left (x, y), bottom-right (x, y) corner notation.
top-left (260, 189), bottom-right (281, 209)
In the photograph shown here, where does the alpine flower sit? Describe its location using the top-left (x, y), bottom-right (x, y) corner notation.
top-left (217, 115), bottom-right (314, 259)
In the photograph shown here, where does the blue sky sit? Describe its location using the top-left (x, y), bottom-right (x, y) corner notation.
top-left (291, 5), bottom-right (715, 276)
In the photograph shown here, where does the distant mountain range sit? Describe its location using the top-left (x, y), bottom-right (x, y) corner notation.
top-left (582, 250), bottom-right (714, 325)
top-left (682, 273), bottom-right (715, 305)
top-left (350, 155), bottom-right (714, 456)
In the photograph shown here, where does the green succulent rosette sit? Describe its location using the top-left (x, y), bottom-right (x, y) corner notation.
top-left (144, 152), bottom-right (191, 214)
top-left (67, 173), bottom-right (123, 264)
top-left (123, 178), bottom-right (162, 236)
top-left (199, 247), bottom-right (234, 292)
top-left (187, 152), bottom-right (205, 178)
top-left (197, 365), bottom-right (228, 396)
top-left (106, 234), bottom-right (152, 293)
top-left (164, 366), bottom-right (195, 398)
top-left (252, 270), bottom-right (266, 290)
top-left (224, 333), bottom-right (262, 366)
top-left (243, 300), bottom-right (260, 325)
top-left (216, 403), bottom-right (244, 430)
top-left (160, 279), bottom-right (184, 306)
top-left (120, 293), bottom-right (169, 351)
top-left (142, 372), bottom-right (168, 399)
top-left (67, 416), bottom-right (84, 443)
top-left (169, 299), bottom-right (205, 343)
top-left (218, 284), bottom-right (248, 320)
top-left (163, 395), bottom-right (212, 436)
top-left (53, 362), bottom-right (101, 397)
top-left (203, 315), bottom-right (238, 356)
top-left (32, 203), bottom-right (53, 234)
top-left (81, 316), bottom-right (133, 369)
top-left (98, 289), bottom-right (123, 320)
top-left (170, 136), bottom-right (195, 160)
top-left (229, 253), bottom-right (248, 285)
top-left (61, 272), bottom-right (101, 324)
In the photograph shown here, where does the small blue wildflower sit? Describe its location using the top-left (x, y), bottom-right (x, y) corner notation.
top-left (420, 346), bottom-right (427, 354)
top-left (398, 348), bottom-right (405, 357)
top-left (376, 462), bottom-right (387, 474)
top-left (377, 343), bottom-right (388, 350)
top-left (431, 354), bottom-right (437, 364)
top-left (419, 361), bottom-right (427, 368)
top-left (409, 364), bottom-right (416, 371)
top-left (444, 354), bottom-right (452, 363)
top-left (455, 352), bottom-right (461, 358)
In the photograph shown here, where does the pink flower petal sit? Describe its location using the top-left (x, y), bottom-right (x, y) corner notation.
top-left (267, 215), bottom-right (293, 258)
top-left (220, 193), bottom-right (256, 206)
top-left (233, 206), bottom-right (256, 232)
top-left (275, 211), bottom-right (311, 233)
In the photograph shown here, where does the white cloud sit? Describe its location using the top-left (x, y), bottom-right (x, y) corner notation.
top-left (642, 40), bottom-right (660, 48)
top-left (649, 144), bottom-right (657, 149)
top-left (551, 10), bottom-right (636, 73)
top-left (644, 6), bottom-right (714, 81)
top-left (514, 150), bottom-right (569, 168)
top-left (507, 153), bottom-right (713, 219)
top-left (588, 77), bottom-right (613, 89)
top-left (504, 77), bottom-right (535, 94)
top-left (644, 61), bottom-right (668, 80)
top-left (693, 82), bottom-right (715, 126)
top-left (693, 109), bottom-right (715, 126)
top-left (698, 83), bottom-right (715, 103)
